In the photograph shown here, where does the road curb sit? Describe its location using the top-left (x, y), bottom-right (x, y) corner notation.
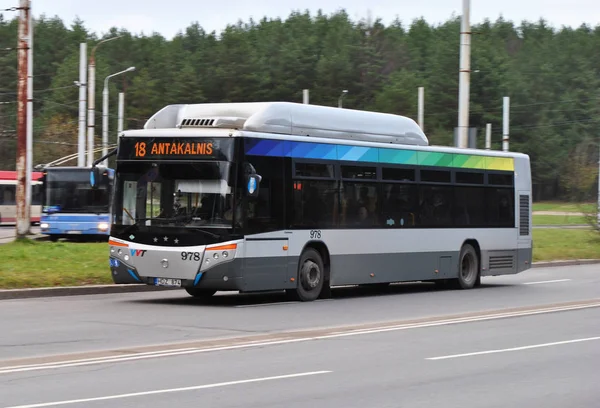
top-left (531, 259), bottom-right (600, 268)
top-left (0, 284), bottom-right (177, 300)
top-left (1, 259), bottom-right (598, 300)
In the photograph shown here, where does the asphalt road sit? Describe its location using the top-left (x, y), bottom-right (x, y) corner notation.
top-left (1, 306), bottom-right (598, 408)
top-left (0, 264), bottom-right (599, 407)
top-left (0, 226), bottom-right (40, 243)
top-left (0, 264), bottom-right (599, 361)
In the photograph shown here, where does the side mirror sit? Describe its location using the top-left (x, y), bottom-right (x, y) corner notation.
top-left (245, 173), bottom-right (262, 198)
top-left (90, 167), bottom-right (101, 189)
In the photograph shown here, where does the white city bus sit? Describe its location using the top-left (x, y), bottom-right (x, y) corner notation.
top-left (99, 102), bottom-right (532, 301)
top-left (0, 170), bottom-right (43, 225)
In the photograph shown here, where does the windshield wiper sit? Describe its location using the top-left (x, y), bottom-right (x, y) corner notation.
top-left (184, 227), bottom-right (220, 239)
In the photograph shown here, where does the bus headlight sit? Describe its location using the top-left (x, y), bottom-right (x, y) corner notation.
top-left (98, 222), bottom-right (109, 231)
top-left (201, 243), bottom-right (237, 272)
top-left (40, 223), bottom-right (49, 229)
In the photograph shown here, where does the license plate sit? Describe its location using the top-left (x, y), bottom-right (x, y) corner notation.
top-left (67, 231), bottom-right (82, 234)
top-left (154, 278), bottom-right (181, 287)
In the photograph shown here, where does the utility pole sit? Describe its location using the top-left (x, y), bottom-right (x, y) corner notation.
top-left (86, 48), bottom-right (96, 167)
top-left (502, 96), bottom-right (510, 151)
top-left (303, 89), bottom-right (309, 104)
top-left (25, 2), bottom-right (33, 229)
top-left (15, 0), bottom-right (31, 239)
top-left (78, 43), bottom-right (87, 167)
top-left (485, 123), bottom-right (491, 150)
top-left (417, 86), bottom-right (424, 131)
top-left (597, 139), bottom-right (600, 227)
top-left (457, 0), bottom-right (471, 148)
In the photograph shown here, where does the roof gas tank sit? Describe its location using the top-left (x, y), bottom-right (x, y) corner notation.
top-left (144, 101), bottom-right (428, 146)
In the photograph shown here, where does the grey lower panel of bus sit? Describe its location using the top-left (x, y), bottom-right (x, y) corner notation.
top-left (110, 246), bottom-right (532, 292)
top-left (481, 247), bottom-right (532, 276)
top-left (329, 251), bottom-right (458, 285)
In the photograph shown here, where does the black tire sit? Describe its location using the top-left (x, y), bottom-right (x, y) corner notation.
top-left (455, 243), bottom-right (479, 289)
top-left (294, 248), bottom-right (325, 302)
top-left (185, 288), bottom-right (216, 298)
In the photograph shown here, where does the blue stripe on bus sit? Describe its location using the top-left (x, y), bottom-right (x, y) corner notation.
top-left (193, 272), bottom-right (203, 286)
top-left (245, 139), bottom-right (387, 163)
top-left (127, 269), bottom-right (141, 282)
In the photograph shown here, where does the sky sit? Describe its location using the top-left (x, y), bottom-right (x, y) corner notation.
top-left (4, 0), bottom-right (600, 38)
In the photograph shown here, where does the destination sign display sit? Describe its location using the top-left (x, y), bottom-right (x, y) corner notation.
top-left (117, 137), bottom-right (235, 161)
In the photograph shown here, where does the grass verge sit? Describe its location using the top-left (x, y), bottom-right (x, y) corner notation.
top-left (0, 239), bottom-right (111, 289)
top-left (0, 230), bottom-right (598, 289)
top-left (533, 201), bottom-right (596, 213)
top-left (533, 214), bottom-right (588, 225)
top-left (532, 228), bottom-right (600, 262)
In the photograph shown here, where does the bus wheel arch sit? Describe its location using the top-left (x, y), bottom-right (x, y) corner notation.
top-left (292, 241), bottom-right (331, 301)
top-left (455, 239), bottom-right (481, 289)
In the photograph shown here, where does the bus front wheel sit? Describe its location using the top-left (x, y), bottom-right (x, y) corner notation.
top-left (455, 243), bottom-right (479, 289)
top-left (293, 248), bottom-right (325, 302)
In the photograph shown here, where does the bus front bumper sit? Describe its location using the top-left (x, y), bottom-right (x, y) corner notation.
top-left (109, 256), bottom-right (244, 291)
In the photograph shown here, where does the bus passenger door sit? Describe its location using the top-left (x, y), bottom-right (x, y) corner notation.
top-left (243, 238), bottom-right (289, 291)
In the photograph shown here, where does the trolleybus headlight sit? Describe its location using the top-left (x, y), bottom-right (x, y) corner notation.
top-left (222, 251), bottom-right (228, 258)
top-left (118, 249), bottom-right (123, 256)
top-left (213, 253), bottom-right (219, 259)
top-left (98, 222), bottom-right (109, 231)
top-left (124, 255), bottom-right (130, 261)
top-left (40, 223), bottom-right (49, 229)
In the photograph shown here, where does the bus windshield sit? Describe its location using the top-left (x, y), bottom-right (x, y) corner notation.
top-left (44, 170), bottom-right (111, 214)
top-left (114, 161), bottom-right (239, 229)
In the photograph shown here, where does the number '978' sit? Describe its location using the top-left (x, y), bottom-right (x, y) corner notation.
top-left (181, 252), bottom-right (201, 261)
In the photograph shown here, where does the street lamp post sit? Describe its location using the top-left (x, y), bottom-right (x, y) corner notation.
top-left (338, 90), bottom-right (348, 108)
top-left (102, 66), bottom-right (135, 166)
top-left (86, 35), bottom-right (123, 167)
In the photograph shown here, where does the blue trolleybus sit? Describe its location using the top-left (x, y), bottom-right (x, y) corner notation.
top-left (41, 166), bottom-right (114, 240)
top-left (95, 102), bottom-right (532, 301)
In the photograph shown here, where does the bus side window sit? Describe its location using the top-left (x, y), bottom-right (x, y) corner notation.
top-left (292, 180), bottom-right (336, 228)
top-left (380, 183), bottom-right (417, 228)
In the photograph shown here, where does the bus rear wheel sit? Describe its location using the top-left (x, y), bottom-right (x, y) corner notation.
top-left (455, 243), bottom-right (479, 289)
top-left (185, 288), bottom-right (216, 298)
top-left (293, 248), bottom-right (325, 302)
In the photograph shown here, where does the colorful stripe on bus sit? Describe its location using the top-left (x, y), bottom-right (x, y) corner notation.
top-left (244, 139), bottom-right (514, 171)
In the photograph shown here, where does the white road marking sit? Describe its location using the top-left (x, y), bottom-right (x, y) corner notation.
top-left (4, 370), bottom-right (332, 408)
top-left (1, 301), bottom-right (599, 375)
top-left (427, 336), bottom-right (600, 360)
top-left (523, 279), bottom-right (572, 285)
top-left (0, 347), bottom-right (199, 370)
